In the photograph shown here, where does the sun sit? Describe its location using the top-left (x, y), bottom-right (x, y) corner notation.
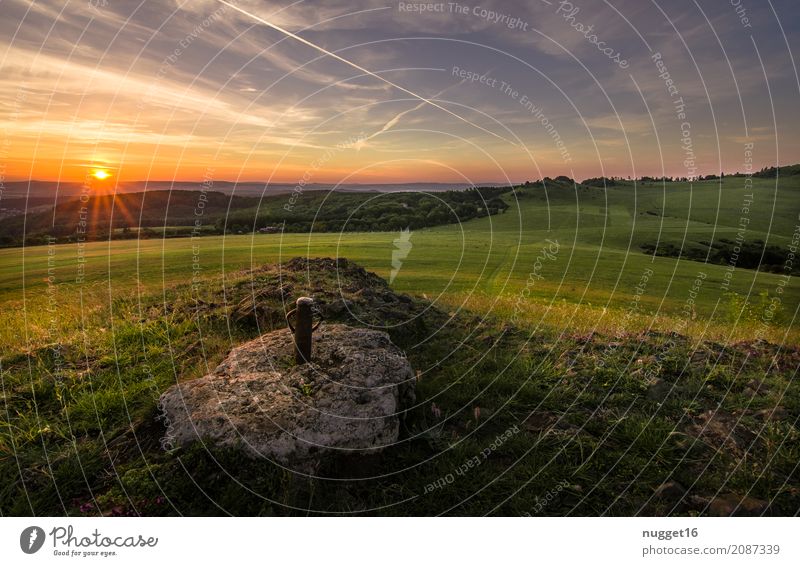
top-left (92, 168), bottom-right (111, 180)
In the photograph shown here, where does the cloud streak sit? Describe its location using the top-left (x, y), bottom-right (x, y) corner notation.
top-left (353, 79), bottom-right (466, 150)
top-left (0, 0), bottom-right (797, 182)
top-left (214, 0), bottom-right (518, 147)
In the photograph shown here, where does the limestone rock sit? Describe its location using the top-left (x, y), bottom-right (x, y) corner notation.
top-left (159, 324), bottom-right (415, 470)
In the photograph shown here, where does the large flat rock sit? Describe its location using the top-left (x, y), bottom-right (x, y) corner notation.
top-left (159, 324), bottom-right (415, 471)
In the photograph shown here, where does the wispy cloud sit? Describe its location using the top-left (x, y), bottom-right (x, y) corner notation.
top-left (0, 0), bottom-right (796, 181)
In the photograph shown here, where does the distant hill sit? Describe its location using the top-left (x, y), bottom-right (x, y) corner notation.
top-left (4, 164), bottom-right (797, 201)
top-left (0, 191), bottom-right (260, 245)
top-left (0, 186), bottom-right (512, 246)
top-left (0, 180), bottom-right (503, 200)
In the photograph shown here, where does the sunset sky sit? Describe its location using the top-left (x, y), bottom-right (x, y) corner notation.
top-left (1, 0), bottom-right (798, 184)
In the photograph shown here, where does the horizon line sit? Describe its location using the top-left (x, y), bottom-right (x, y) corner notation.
top-left (6, 162), bottom-right (794, 188)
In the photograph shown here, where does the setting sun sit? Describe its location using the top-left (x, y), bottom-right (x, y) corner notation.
top-left (92, 169), bottom-right (111, 180)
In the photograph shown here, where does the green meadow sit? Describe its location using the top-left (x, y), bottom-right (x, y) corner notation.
top-left (1, 175), bottom-right (798, 516)
top-left (2, 176), bottom-right (798, 348)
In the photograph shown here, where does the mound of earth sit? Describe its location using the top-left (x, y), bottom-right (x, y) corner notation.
top-left (224, 257), bottom-right (435, 332)
top-left (159, 324), bottom-right (415, 472)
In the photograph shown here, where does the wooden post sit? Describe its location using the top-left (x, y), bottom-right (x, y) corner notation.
top-left (287, 297), bottom-right (320, 364)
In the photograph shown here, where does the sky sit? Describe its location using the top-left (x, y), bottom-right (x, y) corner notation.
top-left (1, 0), bottom-right (798, 184)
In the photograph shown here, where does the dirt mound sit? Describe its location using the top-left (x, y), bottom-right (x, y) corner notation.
top-left (227, 257), bottom-right (435, 334)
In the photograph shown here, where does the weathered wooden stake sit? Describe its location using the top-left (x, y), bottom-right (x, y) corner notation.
top-left (286, 297), bottom-right (321, 364)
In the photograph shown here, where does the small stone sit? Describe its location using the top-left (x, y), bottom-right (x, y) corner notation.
top-left (753, 407), bottom-right (787, 421)
top-left (687, 495), bottom-right (710, 509)
top-left (708, 493), bottom-right (768, 516)
top-left (653, 481), bottom-right (685, 499)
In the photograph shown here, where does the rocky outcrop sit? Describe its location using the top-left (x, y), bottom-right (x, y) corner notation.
top-left (159, 324), bottom-right (415, 471)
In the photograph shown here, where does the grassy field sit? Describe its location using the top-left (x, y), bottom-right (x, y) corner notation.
top-left (2, 176), bottom-right (798, 345)
top-left (1, 176), bottom-right (798, 515)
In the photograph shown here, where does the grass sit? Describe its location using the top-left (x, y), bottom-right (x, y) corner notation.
top-left (0, 176), bottom-right (798, 515)
top-left (1, 260), bottom-right (797, 516)
top-left (1, 176), bottom-right (797, 346)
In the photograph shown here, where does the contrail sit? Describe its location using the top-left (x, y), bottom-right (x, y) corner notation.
top-left (215, 0), bottom-right (517, 146)
top-left (353, 79), bottom-right (466, 150)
